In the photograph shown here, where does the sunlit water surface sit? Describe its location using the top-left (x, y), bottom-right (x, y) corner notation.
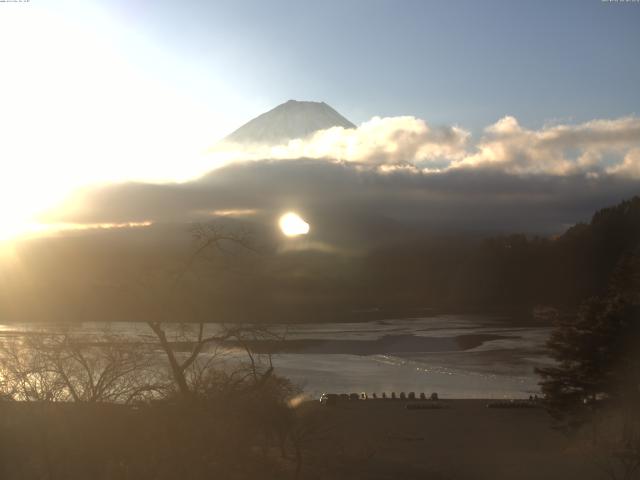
top-left (0, 315), bottom-right (552, 399)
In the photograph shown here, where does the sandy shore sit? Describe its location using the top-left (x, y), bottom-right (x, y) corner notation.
top-left (294, 399), bottom-right (601, 479)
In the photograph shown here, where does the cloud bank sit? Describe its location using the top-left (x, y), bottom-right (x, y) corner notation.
top-left (210, 115), bottom-right (640, 177)
top-left (46, 114), bottom-right (640, 245)
top-left (453, 116), bottom-right (640, 176)
top-left (211, 116), bottom-right (470, 167)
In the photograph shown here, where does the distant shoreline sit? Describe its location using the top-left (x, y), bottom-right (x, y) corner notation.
top-left (0, 305), bottom-right (558, 328)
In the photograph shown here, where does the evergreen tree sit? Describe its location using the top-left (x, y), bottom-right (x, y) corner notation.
top-left (537, 250), bottom-right (640, 430)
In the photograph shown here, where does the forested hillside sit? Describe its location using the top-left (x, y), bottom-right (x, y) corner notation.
top-left (361, 196), bottom-right (640, 313)
top-left (4, 198), bottom-right (639, 323)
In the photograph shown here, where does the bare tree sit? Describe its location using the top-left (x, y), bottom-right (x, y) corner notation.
top-left (143, 222), bottom-right (282, 398)
top-left (0, 334), bottom-right (68, 402)
top-left (146, 321), bottom-right (278, 397)
top-left (0, 332), bottom-right (164, 403)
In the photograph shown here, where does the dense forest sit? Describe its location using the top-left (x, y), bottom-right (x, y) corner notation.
top-left (235, 195), bottom-right (640, 320)
top-left (3, 196), bottom-right (639, 324)
top-left (358, 196), bottom-right (640, 313)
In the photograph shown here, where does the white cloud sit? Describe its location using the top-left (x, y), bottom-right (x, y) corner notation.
top-left (607, 148), bottom-right (640, 179)
top-left (209, 114), bottom-right (640, 179)
top-left (31, 112), bottom-right (640, 238)
top-left (210, 116), bottom-right (470, 167)
top-left (451, 116), bottom-right (640, 176)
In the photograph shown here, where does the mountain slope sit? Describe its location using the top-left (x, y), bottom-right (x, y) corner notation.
top-left (225, 99), bottom-right (355, 145)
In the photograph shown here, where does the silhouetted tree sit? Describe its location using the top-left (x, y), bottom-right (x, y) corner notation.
top-left (537, 248), bottom-right (640, 479)
top-left (142, 223), bottom-right (283, 397)
top-left (0, 331), bottom-right (163, 403)
top-left (536, 295), bottom-right (639, 428)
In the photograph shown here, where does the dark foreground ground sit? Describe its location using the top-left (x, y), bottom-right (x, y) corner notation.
top-left (0, 399), bottom-right (608, 480)
top-left (294, 399), bottom-right (602, 480)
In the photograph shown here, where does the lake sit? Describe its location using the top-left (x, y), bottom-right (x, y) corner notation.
top-left (0, 314), bottom-right (552, 399)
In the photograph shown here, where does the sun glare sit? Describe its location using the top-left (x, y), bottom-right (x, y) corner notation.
top-left (0, 4), bottom-right (257, 243)
top-left (279, 212), bottom-right (310, 237)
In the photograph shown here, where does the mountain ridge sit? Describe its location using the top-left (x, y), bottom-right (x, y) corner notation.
top-left (224, 99), bottom-right (355, 145)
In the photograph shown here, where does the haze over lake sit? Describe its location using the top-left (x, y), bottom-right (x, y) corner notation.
top-left (0, 314), bottom-right (551, 399)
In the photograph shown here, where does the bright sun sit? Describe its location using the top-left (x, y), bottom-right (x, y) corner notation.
top-left (279, 212), bottom-right (310, 237)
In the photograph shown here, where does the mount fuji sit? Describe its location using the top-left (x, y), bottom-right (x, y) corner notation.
top-left (225, 99), bottom-right (355, 145)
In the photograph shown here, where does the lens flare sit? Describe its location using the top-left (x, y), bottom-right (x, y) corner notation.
top-left (279, 212), bottom-right (310, 237)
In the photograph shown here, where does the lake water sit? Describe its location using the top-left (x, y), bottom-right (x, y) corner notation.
top-left (0, 314), bottom-right (552, 399)
top-left (267, 315), bottom-right (552, 399)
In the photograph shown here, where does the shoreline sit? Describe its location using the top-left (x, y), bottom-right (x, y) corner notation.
top-left (0, 306), bottom-right (559, 328)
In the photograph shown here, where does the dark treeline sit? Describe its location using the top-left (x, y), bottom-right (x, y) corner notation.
top-left (3, 196), bottom-right (639, 324)
top-left (359, 196), bottom-right (640, 313)
top-left (247, 195), bottom-right (640, 320)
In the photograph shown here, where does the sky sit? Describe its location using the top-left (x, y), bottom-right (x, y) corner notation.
top-left (0, 0), bottom-right (639, 241)
top-left (62, 0), bottom-right (640, 130)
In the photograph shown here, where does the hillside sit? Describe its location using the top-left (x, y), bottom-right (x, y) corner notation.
top-left (360, 196), bottom-right (640, 312)
top-left (3, 197), bottom-right (639, 324)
